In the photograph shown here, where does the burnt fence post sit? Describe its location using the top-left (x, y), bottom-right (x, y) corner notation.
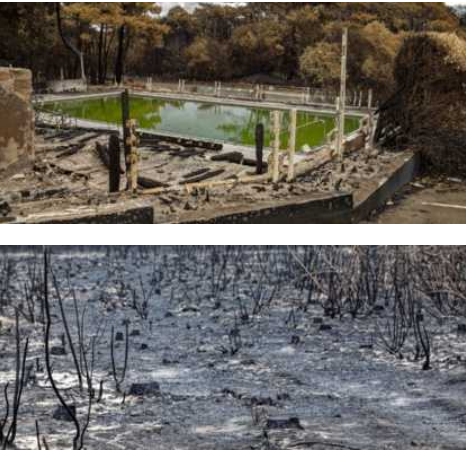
top-left (109, 134), bottom-right (121, 193)
top-left (121, 89), bottom-right (131, 188)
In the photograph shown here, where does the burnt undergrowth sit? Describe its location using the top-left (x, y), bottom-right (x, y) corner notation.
top-left (0, 246), bottom-right (465, 449)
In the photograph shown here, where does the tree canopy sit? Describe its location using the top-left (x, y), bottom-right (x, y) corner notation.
top-left (0, 2), bottom-right (463, 98)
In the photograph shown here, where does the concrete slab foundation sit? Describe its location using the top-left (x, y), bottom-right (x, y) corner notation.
top-left (21, 204), bottom-right (154, 224)
top-left (353, 152), bottom-right (421, 222)
top-left (181, 193), bottom-right (353, 224)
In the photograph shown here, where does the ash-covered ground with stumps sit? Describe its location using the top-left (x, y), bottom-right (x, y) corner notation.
top-left (0, 247), bottom-right (465, 450)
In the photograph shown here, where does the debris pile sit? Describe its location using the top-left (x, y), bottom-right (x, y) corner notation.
top-left (376, 32), bottom-right (466, 177)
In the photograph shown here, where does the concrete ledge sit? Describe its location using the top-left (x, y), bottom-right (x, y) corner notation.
top-left (353, 151), bottom-right (420, 222)
top-left (180, 192), bottom-right (353, 224)
top-left (19, 205), bottom-right (154, 224)
top-left (38, 89), bottom-right (366, 119)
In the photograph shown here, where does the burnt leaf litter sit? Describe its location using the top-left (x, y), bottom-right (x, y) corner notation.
top-left (0, 247), bottom-right (465, 450)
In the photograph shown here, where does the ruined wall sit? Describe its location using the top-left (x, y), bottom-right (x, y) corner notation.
top-left (0, 68), bottom-right (35, 169)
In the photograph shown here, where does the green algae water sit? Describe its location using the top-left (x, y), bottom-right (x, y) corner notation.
top-left (43, 95), bottom-right (360, 151)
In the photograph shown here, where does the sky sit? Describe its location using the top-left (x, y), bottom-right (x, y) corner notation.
top-left (159, 2), bottom-right (199, 14)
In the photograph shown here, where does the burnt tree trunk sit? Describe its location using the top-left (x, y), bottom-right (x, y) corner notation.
top-left (115, 24), bottom-right (126, 85)
top-left (98, 24), bottom-right (104, 84)
top-left (255, 123), bottom-right (264, 175)
top-left (55, 3), bottom-right (86, 82)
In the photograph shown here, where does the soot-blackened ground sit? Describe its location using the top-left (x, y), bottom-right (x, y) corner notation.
top-left (0, 248), bottom-right (465, 450)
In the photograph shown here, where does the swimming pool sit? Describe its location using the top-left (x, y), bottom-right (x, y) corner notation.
top-left (43, 95), bottom-right (361, 151)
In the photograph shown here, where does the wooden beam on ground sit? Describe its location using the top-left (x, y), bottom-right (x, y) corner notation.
top-left (187, 173), bottom-right (270, 190)
top-left (140, 173), bottom-right (270, 196)
top-left (137, 176), bottom-right (168, 189)
top-left (211, 152), bottom-right (244, 164)
top-left (211, 151), bottom-right (267, 169)
top-left (55, 144), bottom-right (85, 159)
top-left (139, 132), bottom-right (223, 151)
top-left (179, 169), bottom-right (225, 185)
top-left (183, 168), bottom-right (211, 179)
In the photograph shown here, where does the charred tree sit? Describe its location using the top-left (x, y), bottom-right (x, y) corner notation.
top-left (55, 3), bottom-right (86, 82)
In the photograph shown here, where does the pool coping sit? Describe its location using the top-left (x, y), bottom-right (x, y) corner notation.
top-left (35, 89), bottom-right (368, 118)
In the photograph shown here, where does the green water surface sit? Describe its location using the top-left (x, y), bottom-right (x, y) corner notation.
top-left (43, 96), bottom-right (360, 151)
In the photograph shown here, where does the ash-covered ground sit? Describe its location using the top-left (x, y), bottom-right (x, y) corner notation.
top-left (0, 247), bottom-right (465, 450)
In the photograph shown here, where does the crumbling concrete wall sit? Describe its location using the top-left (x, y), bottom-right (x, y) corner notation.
top-left (0, 68), bottom-right (35, 169)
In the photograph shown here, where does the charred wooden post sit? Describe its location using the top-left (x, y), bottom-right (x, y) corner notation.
top-left (108, 134), bottom-right (121, 193)
top-left (126, 120), bottom-right (139, 193)
top-left (95, 142), bottom-right (110, 168)
top-left (255, 123), bottom-right (264, 175)
top-left (121, 90), bottom-right (139, 192)
top-left (270, 111), bottom-right (281, 184)
top-left (121, 89), bottom-right (131, 182)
